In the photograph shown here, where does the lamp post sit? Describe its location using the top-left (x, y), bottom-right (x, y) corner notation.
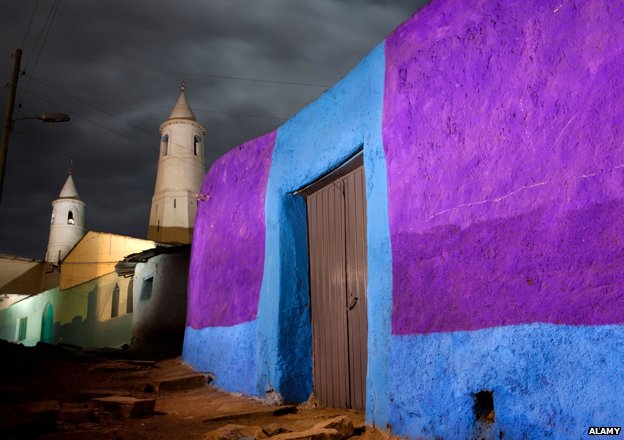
top-left (0, 48), bottom-right (70, 205)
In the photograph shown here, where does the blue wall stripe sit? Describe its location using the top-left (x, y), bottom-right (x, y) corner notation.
top-left (256, 43), bottom-right (388, 404)
top-left (388, 323), bottom-right (624, 439)
top-left (183, 321), bottom-right (258, 396)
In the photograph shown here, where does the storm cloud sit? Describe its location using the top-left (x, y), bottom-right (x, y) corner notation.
top-left (0, 0), bottom-right (429, 258)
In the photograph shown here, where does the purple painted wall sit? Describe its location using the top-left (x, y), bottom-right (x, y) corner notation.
top-left (384, 0), bottom-right (624, 335)
top-left (187, 131), bottom-right (276, 329)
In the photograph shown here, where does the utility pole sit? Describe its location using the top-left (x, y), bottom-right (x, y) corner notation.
top-left (0, 48), bottom-right (22, 206)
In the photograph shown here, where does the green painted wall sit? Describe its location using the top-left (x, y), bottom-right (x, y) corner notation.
top-left (0, 272), bottom-right (132, 348)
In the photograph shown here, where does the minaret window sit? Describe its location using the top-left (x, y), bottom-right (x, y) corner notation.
top-left (162, 134), bottom-right (169, 155)
top-left (51, 211), bottom-right (55, 224)
top-left (194, 135), bottom-right (201, 156)
top-left (67, 211), bottom-right (75, 225)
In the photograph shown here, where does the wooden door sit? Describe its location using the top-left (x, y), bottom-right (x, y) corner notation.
top-left (304, 157), bottom-right (368, 410)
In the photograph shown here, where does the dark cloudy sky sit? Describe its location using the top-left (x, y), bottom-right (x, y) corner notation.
top-left (0, 0), bottom-right (429, 259)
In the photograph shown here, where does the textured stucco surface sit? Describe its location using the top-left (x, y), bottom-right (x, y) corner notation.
top-left (384, 0), bottom-right (624, 334)
top-left (183, 321), bottom-right (257, 395)
top-left (182, 0), bottom-right (624, 437)
top-left (184, 45), bottom-right (388, 403)
top-left (381, 0), bottom-right (624, 437)
top-left (388, 325), bottom-right (624, 438)
top-left (132, 251), bottom-right (189, 348)
top-left (255, 44), bottom-right (387, 403)
top-left (186, 132), bottom-right (276, 329)
top-left (0, 272), bottom-right (132, 348)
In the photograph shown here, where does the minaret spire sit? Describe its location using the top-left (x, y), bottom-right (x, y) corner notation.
top-left (45, 164), bottom-right (86, 263)
top-left (147, 82), bottom-right (206, 244)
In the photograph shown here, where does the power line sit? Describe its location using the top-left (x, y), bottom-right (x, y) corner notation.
top-left (19, 74), bottom-right (280, 169)
top-left (20, 0), bottom-right (41, 49)
top-left (22, 0), bottom-right (59, 73)
top-left (19, 86), bottom-right (154, 151)
top-left (21, 76), bottom-right (220, 162)
top-left (23, 76), bottom-right (289, 121)
top-left (109, 62), bottom-right (332, 88)
top-left (17, 86), bottom-right (222, 169)
top-left (19, 0), bottom-right (61, 112)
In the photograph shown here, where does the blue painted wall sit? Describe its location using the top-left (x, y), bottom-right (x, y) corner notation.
top-left (183, 43), bottom-right (391, 405)
top-left (184, 1), bottom-right (624, 438)
top-left (389, 325), bottom-right (624, 438)
top-left (183, 321), bottom-right (258, 395)
top-left (256, 43), bottom-right (388, 403)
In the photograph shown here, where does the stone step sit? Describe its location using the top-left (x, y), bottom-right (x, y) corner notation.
top-left (89, 396), bottom-right (155, 418)
top-left (87, 360), bottom-right (156, 372)
top-left (311, 416), bottom-right (355, 438)
top-left (79, 389), bottom-right (133, 400)
top-left (268, 427), bottom-right (342, 440)
top-left (203, 405), bottom-right (297, 424)
top-left (203, 423), bottom-right (266, 440)
top-left (146, 373), bottom-right (207, 392)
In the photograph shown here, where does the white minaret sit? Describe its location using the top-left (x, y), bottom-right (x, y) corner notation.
top-left (45, 162), bottom-right (86, 264)
top-left (148, 81), bottom-right (206, 244)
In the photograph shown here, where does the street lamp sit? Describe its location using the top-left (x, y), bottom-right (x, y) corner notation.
top-left (0, 48), bottom-right (70, 205)
top-left (15, 113), bottom-right (71, 123)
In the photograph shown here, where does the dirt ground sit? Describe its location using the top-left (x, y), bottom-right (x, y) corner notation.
top-left (0, 341), bottom-right (385, 440)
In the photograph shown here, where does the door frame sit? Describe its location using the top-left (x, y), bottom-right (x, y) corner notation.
top-left (296, 150), bottom-right (368, 409)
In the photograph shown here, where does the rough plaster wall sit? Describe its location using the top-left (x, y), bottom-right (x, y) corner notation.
top-left (183, 44), bottom-right (389, 402)
top-left (183, 321), bottom-right (257, 395)
top-left (186, 132), bottom-right (276, 329)
top-left (0, 273), bottom-right (132, 348)
top-left (0, 287), bottom-right (57, 345)
top-left (256, 45), bottom-right (386, 403)
top-left (389, 325), bottom-right (624, 439)
top-left (383, 0), bottom-right (624, 437)
top-left (183, 132), bottom-right (276, 392)
top-left (386, 0), bottom-right (624, 333)
top-left (132, 252), bottom-right (189, 348)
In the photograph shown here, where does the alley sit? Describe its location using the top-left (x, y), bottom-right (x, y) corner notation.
top-left (0, 340), bottom-right (389, 440)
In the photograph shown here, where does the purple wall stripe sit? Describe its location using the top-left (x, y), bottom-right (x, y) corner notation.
top-left (187, 131), bottom-right (276, 329)
top-left (383, 0), bottom-right (624, 334)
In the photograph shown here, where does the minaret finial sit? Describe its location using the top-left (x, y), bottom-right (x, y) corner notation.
top-left (180, 79), bottom-right (186, 92)
top-left (68, 158), bottom-right (74, 176)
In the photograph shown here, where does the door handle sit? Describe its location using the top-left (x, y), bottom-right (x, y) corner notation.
top-left (348, 297), bottom-right (358, 310)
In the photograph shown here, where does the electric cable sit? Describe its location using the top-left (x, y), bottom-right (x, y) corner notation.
top-left (19, 0), bottom-right (61, 112)
top-left (108, 63), bottom-right (331, 88)
top-left (17, 85), bottom-right (224, 169)
top-left (20, 0), bottom-right (41, 49)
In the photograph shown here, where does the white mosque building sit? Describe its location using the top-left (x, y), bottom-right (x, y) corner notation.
top-left (0, 82), bottom-right (202, 348)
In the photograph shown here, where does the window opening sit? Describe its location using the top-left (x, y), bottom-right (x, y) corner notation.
top-left (474, 390), bottom-right (495, 422)
top-left (111, 284), bottom-right (120, 317)
top-left (67, 211), bottom-right (75, 225)
top-left (162, 134), bottom-right (169, 155)
top-left (194, 135), bottom-right (201, 155)
top-left (174, 198), bottom-right (176, 209)
top-left (127, 280), bottom-right (134, 313)
top-left (51, 211), bottom-right (55, 224)
top-left (17, 317), bottom-right (27, 341)
top-left (140, 277), bottom-right (154, 302)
